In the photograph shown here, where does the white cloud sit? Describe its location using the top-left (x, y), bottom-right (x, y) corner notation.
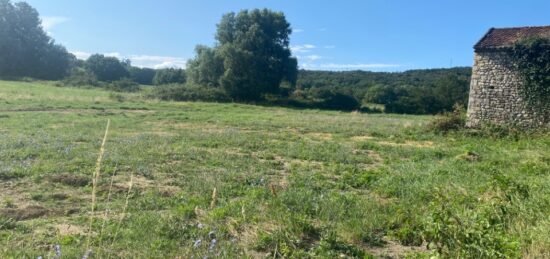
top-left (104, 52), bottom-right (122, 59)
top-left (290, 44), bottom-right (316, 53)
top-left (324, 45), bottom-right (336, 49)
top-left (130, 55), bottom-right (187, 69)
top-left (298, 55), bottom-right (322, 62)
top-left (300, 63), bottom-right (401, 71)
top-left (293, 28), bottom-right (304, 33)
top-left (71, 51), bottom-right (92, 60)
top-left (41, 16), bottom-right (68, 31)
top-left (70, 51), bottom-right (187, 69)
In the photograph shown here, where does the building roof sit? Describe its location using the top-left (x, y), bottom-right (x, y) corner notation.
top-left (474, 26), bottom-right (550, 50)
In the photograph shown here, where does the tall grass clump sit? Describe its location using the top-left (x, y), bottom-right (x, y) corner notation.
top-left (428, 104), bottom-right (465, 133)
top-left (86, 119), bottom-right (111, 252)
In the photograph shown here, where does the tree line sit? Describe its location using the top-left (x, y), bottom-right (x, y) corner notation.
top-left (295, 68), bottom-right (471, 114)
top-left (0, 0), bottom-right (472, 115)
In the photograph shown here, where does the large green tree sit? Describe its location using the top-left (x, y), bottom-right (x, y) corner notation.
top-left (189, 9), bottom-right (297, 101)
top-left (0, 0), bottom-right (73, 80)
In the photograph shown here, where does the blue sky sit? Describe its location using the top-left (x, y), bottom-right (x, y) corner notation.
top-left (28, 0), bottom-right (550, 71)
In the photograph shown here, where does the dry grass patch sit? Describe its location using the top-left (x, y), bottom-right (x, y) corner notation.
top-left (56, 223), bottom-right (86, 236)
top-left (350, 135), bottom-right (376, 142)
top-left (376, 140), bottom-right (435, 148)
top-left (305, 132), bottom-right (333, 141)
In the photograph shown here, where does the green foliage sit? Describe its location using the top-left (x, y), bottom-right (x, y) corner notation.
top-left (150, 84), bottom-right (230, 102)
top-left (186, 45), bottom-right (224, 87)
top-left (510, 37), bottom-right (550, 114)
top-left (190, 9), bottom-right (298, 101)
top-left (0, 0), bottom-right (73, 80)
top-left (286, 87), bottom-right (361, 111)
top-left (364, 84), bottom-right (395, 104)
top-left (85, 54), bottom-right (130, 82)
top-left (428, 104), bottom-right (466, 133)
top-left (0, 216), bottom-right (17, 230)
top-left (129, 67), bottom-right (156, 85)
top-left (314, 231), bottom-right (368, 258)
top-left (311, 87), bottom-right (361, 111)
top-left (153, 68), bottom-right (186, 85)
top-left (298, 68), bottom-right (471, 115)
top-left (60, 69), bottom-right (100, 87)
top-left (425, 185), bottom-right (522, 258)
top-left (106, 78), bottom-right (140, 92)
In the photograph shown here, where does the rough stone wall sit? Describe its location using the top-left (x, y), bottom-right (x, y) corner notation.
top-left (466, 51), bottom-right (548, 128)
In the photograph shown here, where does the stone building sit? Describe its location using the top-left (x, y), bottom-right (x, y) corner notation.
top-left (466, 26), bottom-right (550, 128)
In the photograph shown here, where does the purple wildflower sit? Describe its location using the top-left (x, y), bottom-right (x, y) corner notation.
top-left (209, 239), bottom-right (217, 251)
top-left (54, 245), bottom-right (61, 259)
top-left (193, 239), bottom-right (202, 248)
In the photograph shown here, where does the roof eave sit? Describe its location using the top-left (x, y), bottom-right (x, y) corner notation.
top-left (473, 28), bottom-right (495, 49)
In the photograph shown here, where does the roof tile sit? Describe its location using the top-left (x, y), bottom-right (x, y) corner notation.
top-left (474, 26), bottom-right (550, 50)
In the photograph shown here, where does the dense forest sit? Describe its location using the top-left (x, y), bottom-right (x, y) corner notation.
top-left (294, 68), bottom-right (472, 113)
top-left (0, 0), bottom-right (472, 115)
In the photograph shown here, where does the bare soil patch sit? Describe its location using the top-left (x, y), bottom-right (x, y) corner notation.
top-left (50, 173), bottom-right (90, 187)
top-left (0, 205), bottom-right (49, 220)
top-left (368, 240), bottom-right (428, 258)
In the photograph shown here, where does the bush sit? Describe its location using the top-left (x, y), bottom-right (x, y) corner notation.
top-left (153, 68), bottom-right (186, 85)
top-left (319, 91), bottom-right (361, 111)
top-left (149, 84), bottom-right (230, 102)
top-left (425, 179), bottom-right (527, 258)
top-left (290, 87), bottom-right (361, 111)
top-left (60, 69), bottom-right (101, 87)
top-left (129, 67), bottom-right (156, 85)
top-left (106, 78), bottom-right (141, 92)
top-left (428, 104), bottom-right (465, 133)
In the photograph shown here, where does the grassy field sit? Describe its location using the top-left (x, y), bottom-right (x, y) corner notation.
top-left (0, 81), bottom-right (549, 258)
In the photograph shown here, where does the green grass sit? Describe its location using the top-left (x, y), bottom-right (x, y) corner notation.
top-left (0, 80), bottom-right (549, 258)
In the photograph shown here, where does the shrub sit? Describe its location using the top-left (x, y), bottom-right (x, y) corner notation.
top-left (153, 68), bottom-right (186, 85)
top-left (60, 69), bottom-right (101, 87)
top-left (129, 67), bottom-right (156, 85)
top-left (106, 78), bottom-right (141, 92)
top-left (319, 91), bottom-right (361, 111)
top-left (290, 87), bottom-right (361, 111)
top-left (359, 106), bottom-right (383, 113)
top-left (149, 84), bottom-right (230, 102)
top-left (428, 104), bottom-right (465, 133)
top-left (425, 186), bottom-right (522, 258)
